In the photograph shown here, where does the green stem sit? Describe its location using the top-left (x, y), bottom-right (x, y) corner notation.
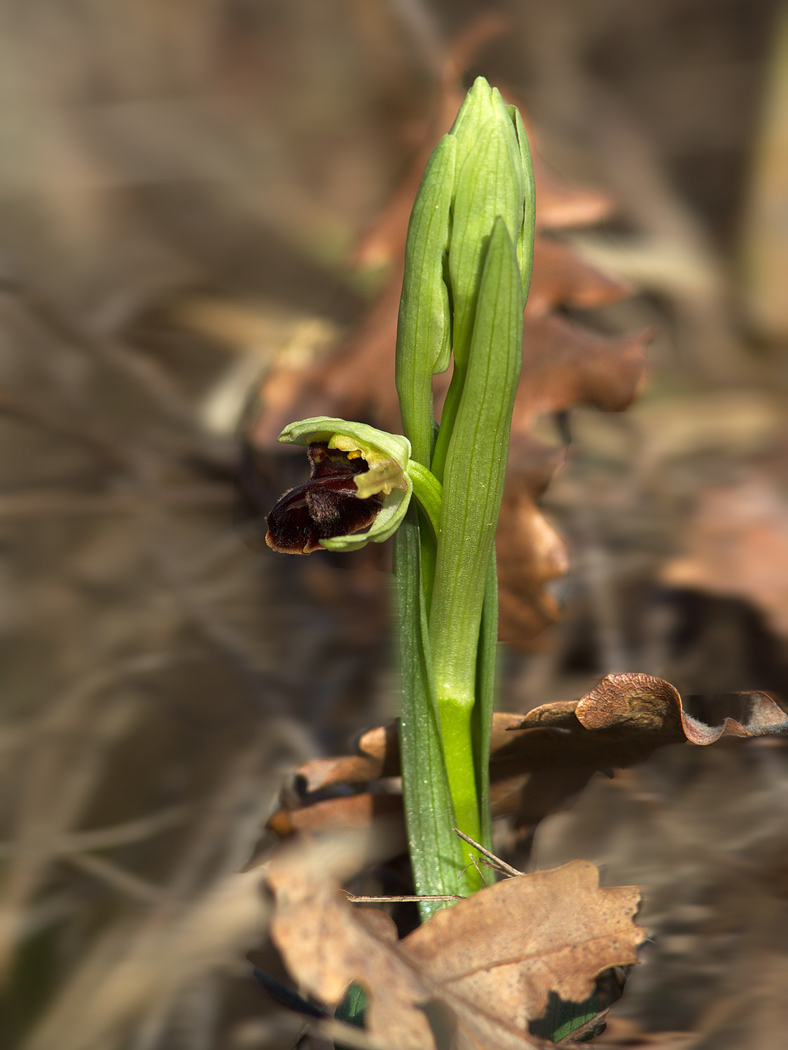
top-left (407, 460), bottom-right (442, 537)
top-left (408, 460), bottom-right (442, 614)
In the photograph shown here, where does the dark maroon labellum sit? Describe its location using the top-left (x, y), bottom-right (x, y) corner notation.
top-left (265, 442), bottom-right (384, 554)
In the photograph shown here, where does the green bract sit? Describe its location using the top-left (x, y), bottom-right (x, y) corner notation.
top-left (395, 133), bottom-right (456, 467)
top-left (276, 417), bottom-right (413, 551)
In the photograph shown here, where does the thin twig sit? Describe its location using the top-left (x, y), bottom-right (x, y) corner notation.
top-left (464, 852), bottom-right (491, 887)
top-left (453, 829), bottom-right (523, 878)
top-left (344, 892), bottom-right (463, 903)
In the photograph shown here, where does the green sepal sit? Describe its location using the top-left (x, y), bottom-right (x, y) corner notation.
top-left (277, 417), bottom-right (411, 469)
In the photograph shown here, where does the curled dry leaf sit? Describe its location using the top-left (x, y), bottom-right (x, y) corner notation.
top-left (270, 674), bottom-right (788, 838)
top-left (508, 672), bottom-right (788, 742)
top-left (268, 846), bottom-right (643, 1050)
top-left (248, 22), bottom-right (648, 646)
top-left (499, 673), bottom-right (788, 824)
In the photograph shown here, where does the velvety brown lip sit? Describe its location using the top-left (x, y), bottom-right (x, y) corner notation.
top-left (265, 442), bottom-right (384, 554)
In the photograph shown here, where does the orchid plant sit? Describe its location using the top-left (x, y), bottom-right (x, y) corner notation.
top-left (266, 77), bottom-right (535, 919)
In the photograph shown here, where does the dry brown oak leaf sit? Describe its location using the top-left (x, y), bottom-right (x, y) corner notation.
top-left (269, 674), bottom-right (788, 838)
top-left (250, 26), bottom-right (647, 647)
top-left (268, 852), bottom-right (643, 1050)
top-left (661, 477), bottom-right (788, 640)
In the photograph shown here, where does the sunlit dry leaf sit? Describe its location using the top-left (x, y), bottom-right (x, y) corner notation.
top-left (526, 238), bottom-right (631, 320)
top-left (500, 674), bottom-right (788, 825)
top-left (267, 793), bottom-right (404, 839)
top-left (497, 473), bottom-right (568, 644)
top-left (296, 723), bottom-right (400, 793)
top-left (269, 849), bottom-right (643, 1050)
top-left (508, 673), bottom-right (788, 744)
top-left (661, 477), bottom-right (788, 639)
top-left (513, 320), bottom-right (648, 426)
top-left (270, 675), bottom-right (788, 838)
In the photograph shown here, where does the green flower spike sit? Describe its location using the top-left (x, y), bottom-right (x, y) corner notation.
top-left (262, 75), bottom-right (535, 925)
top-left (393, 76), bottom-right (535, 913)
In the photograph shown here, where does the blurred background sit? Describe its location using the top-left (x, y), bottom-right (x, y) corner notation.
top-left (0, 1), bottom-right (787, 1048)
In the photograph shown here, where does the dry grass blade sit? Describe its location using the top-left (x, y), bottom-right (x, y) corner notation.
top-left (21, 868), bottom-right (270, 1050)
top-left (0, 805), bottom-right (187, 859)
top-left (0, 664), bottom-right (146, 978)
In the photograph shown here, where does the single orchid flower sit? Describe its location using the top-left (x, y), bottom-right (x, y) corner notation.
top-left (265, 417), bottom-right (441, 554)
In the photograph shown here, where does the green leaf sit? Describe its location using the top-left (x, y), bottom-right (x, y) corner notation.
top-left (430, 218), bottom-right (523, 710)
top-left (395, 509), bottom-right (468, 918)
top-left (428, 218), bottom-right (523, 851)
top-left (529, 991), bottom-right (604, 1043)
top-left (335, 983), bottom-right (367, 1029)
top-left (473, 552), bottom-right (498, 852)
